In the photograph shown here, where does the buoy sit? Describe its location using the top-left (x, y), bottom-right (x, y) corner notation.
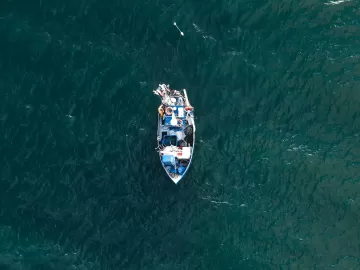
top-left (165, 107), bottom-right (173, 115)
top-left (173, 22), bottom-right (184, 36)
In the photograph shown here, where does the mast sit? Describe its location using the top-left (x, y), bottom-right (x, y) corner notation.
top-left (183, 89), bottom-right (191, 107)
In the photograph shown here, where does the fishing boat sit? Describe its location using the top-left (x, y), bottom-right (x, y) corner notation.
top-left (153, 84), bottom-right (195, 184)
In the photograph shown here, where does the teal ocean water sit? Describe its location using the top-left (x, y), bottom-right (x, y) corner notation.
top-left (1, 0), bottom-right (360, 269)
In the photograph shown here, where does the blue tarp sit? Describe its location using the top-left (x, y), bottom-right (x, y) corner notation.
top-left (177, 166), bottom-right (186, 175)
top-left (162, 155), bottom-right (175, 166)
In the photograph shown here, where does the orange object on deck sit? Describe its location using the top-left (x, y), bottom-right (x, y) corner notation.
top-left (165, 107), bottom-right (173, 115)
top-left (158, 105), bottom-right (164, 117)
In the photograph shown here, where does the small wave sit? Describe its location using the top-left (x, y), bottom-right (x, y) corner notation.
top-left (325, 0), bottom-right (351, 5)
top-left (0, 225), bottom-right (99, 270)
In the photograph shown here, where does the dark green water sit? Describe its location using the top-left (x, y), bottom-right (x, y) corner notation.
top-left (1, 0), bottom-right (360, 269)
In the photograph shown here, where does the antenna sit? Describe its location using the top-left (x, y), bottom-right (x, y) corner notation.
top-left (173, 22), bottom-right (184, 36)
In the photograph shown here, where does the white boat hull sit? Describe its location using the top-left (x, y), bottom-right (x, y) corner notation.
top-left (154, 86), bottom-right (195, 184)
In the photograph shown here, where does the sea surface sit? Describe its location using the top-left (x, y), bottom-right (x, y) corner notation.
top-left (1, 0), bottom-right (360, 269)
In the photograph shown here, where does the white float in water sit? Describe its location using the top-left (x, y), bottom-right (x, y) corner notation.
top-left (173, 22), bottom-right (184, 36)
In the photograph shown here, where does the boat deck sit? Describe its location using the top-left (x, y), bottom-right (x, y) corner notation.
top-left (155, 87), bottom-right (195, 183)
